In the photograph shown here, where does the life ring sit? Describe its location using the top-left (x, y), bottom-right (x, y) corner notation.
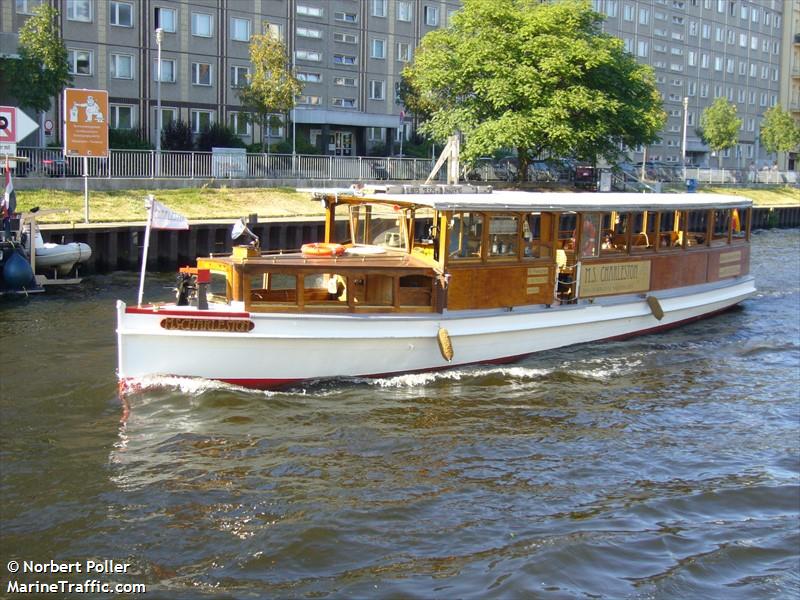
top-left (301, 243), bottom-right (346, 257)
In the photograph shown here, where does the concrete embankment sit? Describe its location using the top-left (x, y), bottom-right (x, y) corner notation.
top-left (38, 206), bottom-right (799, 274)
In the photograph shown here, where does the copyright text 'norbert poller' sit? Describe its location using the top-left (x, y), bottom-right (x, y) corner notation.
top-left (5, 559), bottom-right (146, 595)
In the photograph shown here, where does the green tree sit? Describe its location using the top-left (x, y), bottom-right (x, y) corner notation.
top-left (196, 123), bottom-right (246, 151)
top-left (237, 30), bottom-right (302, 152)
top-left (160, 120), bottom-right (194, 151)
top-left (759, 104), bottom-right (800, 161)
top-left (0, 4), bottom-right (71, 119)
top-left (699, 98), bottom-right (741, 169)
top-left (403, 0), bottom-right (665, 180)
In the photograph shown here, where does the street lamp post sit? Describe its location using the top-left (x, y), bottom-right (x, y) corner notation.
top-left (155, 27), bottom-right (163, 178)
top-left (681, 96), bottom-right (689, 182)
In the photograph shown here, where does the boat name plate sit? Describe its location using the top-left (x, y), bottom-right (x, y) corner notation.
top-left (580, 260), bottom-right (652, 297)
top-left (160, 317), bottom-right (255, 333)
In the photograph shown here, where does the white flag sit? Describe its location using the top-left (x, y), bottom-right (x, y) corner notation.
top-left (149, 198), bottom-right (189, 230)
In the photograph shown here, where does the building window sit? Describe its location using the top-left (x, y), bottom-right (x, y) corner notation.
top-left (623, 37), bottom-right (633, 53)
top-left (67, 0), bottom-right (92, 22)
top-left (15, 0), bottom-right (41, 15)
top-left (397, 1), bottom-right (412, 22)
top-left (605, 0), bottom-right (618, 17)
top-left (191, 13), bottom-right (213, 37)
top-left (369, 80), bottom-right (385, 100)
top-left (109, 104), bottom-right (134, 129)
top-left (154, 7), bottom-right (176, 32)
top-left (230, 66), bottom-right (249, 88)
top-left (297, 5), bottom-right (324, 18)
top-left (190, 110), bottom-right (213, 133)
top-left (397, 43), bottom-right (412, 62)
top-left (334, 32), bottom-right (358, 44)
top-left (701, 23), bottom-right (710, 39)
top-left (228, 112), bottom-right (250, 136)
top-left (688, 21), bottom-right (697, 36)
top-left (231, 17), bottom-right (251, 42)
top-left (110, 53), bottom-right (133, 79)
top-left (295, 49), bottom-right (322, 62)
top-left (297, 95), bottom-right (322, 105)
top-left (372, 0), bottom-right (387, 17)
top-left (334, 76), bottom-right (357, 87)
top-left (688, 50), bottom-right (696, 66)
top-left (372, 38), bottom-right (386, 59)
top-left (154, 107), bottom-right (176, 128)
top-left (623, 4), bottom-right (634, 21)
top-left (333, 54), bottom-right (357, 65)
top-left (638, 8), bottom-right (649, 25)
top-left (109, 1), bottom-right (133, 27)
top-left (296, 71), bottom-right (321, 83)
top-left (264, 22), bottom-right (284, 40)
top-left (192, 63), bottom-right (212, 86)
top-left (297, 26), bottom-right (322, 38)
top-left (637, 40), bottom-right (648, 57)
top-left (424, 6), bottom-right (439, 26)
top-left (331, 97), bottom-right (357, 108)
top-left (701, 53), bottom-right (709, 68)
top-left (334, 12), bottom-right (358, 23)
top-left (153, 58), bottom-right (176, 82)
top-left (67, 48), bottom-right (92, 75)
top-left (367, 127), bottom-right (384, 141)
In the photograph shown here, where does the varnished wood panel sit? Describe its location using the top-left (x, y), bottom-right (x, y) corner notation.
top-left (648, 251), bottom-right (709, 291)
top-left (447, 264), bottom-right (554, 310)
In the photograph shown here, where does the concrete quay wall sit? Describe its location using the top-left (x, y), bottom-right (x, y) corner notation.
top-left (38, 206), bottom-right (799, 274)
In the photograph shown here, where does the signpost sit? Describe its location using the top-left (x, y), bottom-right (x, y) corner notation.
top-left (64, 89), bottom-right (109, 222)
top-left (0, 106), bottom-right (39, 167)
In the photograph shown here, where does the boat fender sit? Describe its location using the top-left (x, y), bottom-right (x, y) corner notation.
top-left (437, 327), bottom-right (454, 362)
top-left (647, 295), bottom-right (664, 321)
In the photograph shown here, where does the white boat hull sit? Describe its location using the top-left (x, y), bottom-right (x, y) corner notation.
top-left (116, 276), bottom-right (755, 389)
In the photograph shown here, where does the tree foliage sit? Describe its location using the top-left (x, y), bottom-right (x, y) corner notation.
top-left (700, 98), bottom-right (741, 166)
top-left (403, 0), bottom-right (665, 178)
top-left (195, 123), bottom-right (246, 151)
top-left (109, 128), bottom-right (152, 150)
top-left (759, 105), bottom-right (800, 156)
top-left (0, 4), bottom-right (71, 113)
top-left (237, 30), bottom-right (302, 147)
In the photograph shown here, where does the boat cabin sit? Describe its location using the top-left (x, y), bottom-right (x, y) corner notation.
top-left (196, 190), bottom-right (752, 314)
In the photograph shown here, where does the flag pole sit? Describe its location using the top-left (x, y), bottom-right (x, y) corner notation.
top-left (137, 194), bottom-right (155, 307)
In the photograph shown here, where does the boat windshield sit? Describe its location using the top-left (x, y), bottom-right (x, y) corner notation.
top-left (348, 203), bottom-right (409, 250)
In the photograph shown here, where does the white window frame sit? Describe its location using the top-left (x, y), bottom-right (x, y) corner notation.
top-left (231, 17), bottom-right (251, 42)
top-left (424, 6), bottom-right (439, 26)
top-left (110, 53), bottom-right (134, 79)
top-left (296, 71), bottom-right (322, 83)
top-left (67, 0), bottom-right (92, 22)
top-left (333, 76), bottom-right (357, 87)
top-left (230, 65), bottom-right (249, 88)
top-left (190, 110), bottom-right (214, 134)
top-left (397, 42), bottom-right (412, 62)
top-left (295, 49), bottom-right (322, 62)
top-left (67, 48), bottom-right (93, 76)
top-left (331, 97), bottom-right (357, 108)
top-left (334, 12), bottom-right (358, 23)
top-left (191, 12), bottom-right (213, 38)
top-left (228, 111), bottom-right (251, 136)
top-left (623, 4), bottom-right (634, 21)
top-left (109, 104), bottom-right (135, 129)
top-left (333, 54), bottom-right (357, 65)
top-left (192, 62), bottom-right (212, 86)
top-left (367, 127), bottom-right (384, 141)
top-left (154, 107), bottom-right (177, 129)
top-left (397, 1), bottom-right (413, 22)
top-left (153, 58), bottom-right (176, 83)
top-left (372, 0), bottom-right (387, 17)
top-left (369, 80), bottom-right (385, 100)
top-left (297, 95), bottom-right (322, 106)
top-left (154, 6), bottom-right (176, 33)
top-left (296, 26), bottom-right (322, 39)
top-left (296, 5), bottom-right (324, 18)
top-left (109, 1), bottom-right (133, 27)
top-left (15, 0), bottom-right (40, 15)
top-left (637, 40), bottom-right (648, 57)
top-left (638, 8), bottom-right (649, 25)
top-left (334, 32), bottom-right (358, 44)
top-left (264, 22), bottom-right (284, 40)
top-left (371, 38), bottom-right (386, 59)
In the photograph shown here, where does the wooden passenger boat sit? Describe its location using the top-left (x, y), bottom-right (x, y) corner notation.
top-left (116, 188), bottom-right (755, 389)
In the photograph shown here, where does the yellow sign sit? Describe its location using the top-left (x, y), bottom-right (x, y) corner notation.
top-left (160, 318), bottom-right (255, 333)
top-left (579, 260), bottom-right (651, 297)
top-left (64, 88), bottom-right (109, 157)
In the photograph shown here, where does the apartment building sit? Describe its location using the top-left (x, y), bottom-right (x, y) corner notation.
top-left (0, 0), bottom-right (791, 168)
top-left (779, 0), bottom-right (798, 170)
top-left (2, 0), bottom-right (460, 155)
top-left (594, 0), bottom-right (784, 168)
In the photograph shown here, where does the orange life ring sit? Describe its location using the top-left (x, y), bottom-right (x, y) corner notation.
top-left (301, 242), bottom-right (346, 257)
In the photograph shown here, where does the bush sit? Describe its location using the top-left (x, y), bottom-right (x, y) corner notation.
top-left (110, 127), bottom-right (153, 150)
top-left (161, 120), bottom-right (194, 151)
top-left (195, 123), bottom-right (246, 151)
top-left (246, 137), bottom-right (321, 155)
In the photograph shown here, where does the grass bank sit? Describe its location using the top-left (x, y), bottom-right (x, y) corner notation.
top-left (13, 184), bottom-right (799, 224)
top-left (15, 186), bottom-right (324, 223)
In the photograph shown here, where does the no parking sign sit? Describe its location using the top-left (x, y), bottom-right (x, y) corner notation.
top-left (0, 107), bottom-right (16, 143)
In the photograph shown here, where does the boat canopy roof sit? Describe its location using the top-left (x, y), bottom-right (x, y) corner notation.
top-left (312, 190), bottom-right (752, 212)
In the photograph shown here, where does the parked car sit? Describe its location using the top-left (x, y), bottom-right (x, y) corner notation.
top-left (574, 165), bottom-right (597, 189)
top-left (40, 156), bottom-right (78, 177)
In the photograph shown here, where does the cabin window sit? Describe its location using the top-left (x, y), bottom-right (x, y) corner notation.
top-left (349, 204), bottom-right (406, 249)
top-left (398, 274), bottom-right (432, 306)
top-left (630, 212), bottom-right (657, 253)
top-left (658, 211), bottom-right (683, 248)
top-left (609, 213), bottom-right (631, 254)
top-left (686, 210), bottom-right (709, 246)
top-left (711, 209), bottom-right (730, 245)
top-left (488, 215), bottom-right (518, 258)
top-left (579, 213), bottom-right (601, 258)
top-left (731, 208), bottom-right (747, 241)
top-left (558, 213), bottom-right (577, 250)
top-left (449, 212), bottom-right (484, 260)
top-left (209, 271), bottom-right (229, 302)
top-left (304, 273), bottom-right (346, 306)
top-left (600, 213), bottom-right (625, 255)
top-left (350, 273), bottom-right (394, 306)
top-left (250, 273), bottom-right (296, 304)
top-left (523, 213), bottom-right (545, 258)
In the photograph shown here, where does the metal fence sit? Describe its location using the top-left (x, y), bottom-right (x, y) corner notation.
top-left (14, 147), bottom-right (439, 182)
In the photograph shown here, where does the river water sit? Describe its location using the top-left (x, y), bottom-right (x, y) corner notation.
top-left (0, 229), bottom-right (798, 599)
